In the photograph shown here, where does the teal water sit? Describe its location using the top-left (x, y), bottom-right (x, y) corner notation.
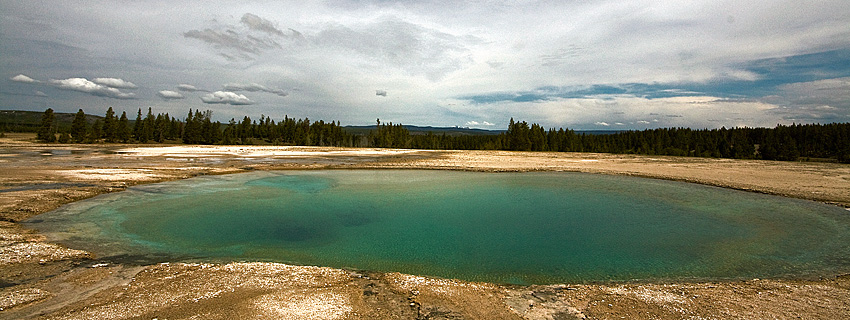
top-left (27, 170), bottom-right (850, 284)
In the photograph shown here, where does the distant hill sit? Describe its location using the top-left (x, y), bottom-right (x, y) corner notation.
top-left (0, 110), bottom-right (104, 132)
top-left (575, 130), bottom-right (626, 135)
top-left (344, 125), bottom-right (505, 136)
top-left (344, 125), bottom-right (622, 136)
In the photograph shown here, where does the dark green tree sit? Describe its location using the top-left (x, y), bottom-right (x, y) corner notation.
top-left (221, 118), bottom-right (237, 145)
top-left (237, 116), bottom-right (252, 143)
top-left (133, 108), bottom-right (143, 142)
top-left (506, 118), bottom-right (531, 151)
top-left (102, 107), bottom-right (116, 142)
top-left (182, 109), bottom-right (199, 144)
top-left (87, 119), bottom-right (103, 143)
top-left (529, 123), bottom-right (547, 151)
top-left (58, 131), bottom-right (70, 143)
top-left (142, 108), bottom-right (154, 142)
top-left (37, 108), bottom-right (57, 142)
top-left (117, 111), bottom-right (130, 143)
top-left (70, 109), bottom-right (88, 143)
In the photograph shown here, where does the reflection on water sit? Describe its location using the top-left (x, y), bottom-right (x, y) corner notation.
top-left (26, 170), bottom-right (850, 284)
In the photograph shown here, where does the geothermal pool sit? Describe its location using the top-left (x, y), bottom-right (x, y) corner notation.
top-left (27, 170), bottom-right (850, 284)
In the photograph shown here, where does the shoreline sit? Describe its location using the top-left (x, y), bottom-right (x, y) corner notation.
top-left (2, 140), bottom-right (849, 319)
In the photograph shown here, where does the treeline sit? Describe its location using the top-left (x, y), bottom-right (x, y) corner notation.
top-left (30, 108), bottom-right (850, 163)
top-left (217, 114), bottom-right (351, 146)
top-left (34, 107), bottom-right (353, 146)
top-left (501, 119), bottom-right (850, 162)
top-left (363, 118), bottom-right (850, 162)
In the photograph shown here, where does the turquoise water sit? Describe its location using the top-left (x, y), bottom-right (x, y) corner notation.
top-left (27, 170), bottom-right (850, 284)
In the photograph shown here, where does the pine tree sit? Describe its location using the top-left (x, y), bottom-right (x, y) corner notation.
top-left (238, 116), bottom-right (251, 143)
top-left (70, 109), bottom-right (88, 143)
top-left (142, 108), bottom-right (154, 142)
top-left (222, 118), bottom-right (237, 145)
top-left (133, 108), bottom-right (143, 142)
top-left (102, 107), bottom-right (116, 142)
top-left (88, 119), bottom-right (103, 143)
top-left (154, 113), bottom-right (165, 142)
top-left (117, 111), bottom-right (130, 143)
top-left (37, 108), bottom-right (57, 142)
top-left (507, 119), bottom-right (531, 151)
top-left (182, 109), bottom-right (198, 144)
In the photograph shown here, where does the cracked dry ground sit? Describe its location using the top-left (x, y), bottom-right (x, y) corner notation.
top-left (1, 142), bottom-right (849, 319)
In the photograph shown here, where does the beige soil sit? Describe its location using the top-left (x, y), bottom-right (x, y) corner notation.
top-left (1, 133), bottom-right (849, 319)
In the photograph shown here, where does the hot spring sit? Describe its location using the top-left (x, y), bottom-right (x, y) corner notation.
top-left (26, 170), bottom-right (850, 285)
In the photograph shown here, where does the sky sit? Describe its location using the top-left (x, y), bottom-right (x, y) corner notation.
top-left (2, 1), bottom-right (849, 130)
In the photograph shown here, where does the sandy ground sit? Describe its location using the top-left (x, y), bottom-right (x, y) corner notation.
top-left (1, 133), bottom-right (849, 319)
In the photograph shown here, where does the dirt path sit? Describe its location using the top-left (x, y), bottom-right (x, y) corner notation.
top-left (1, 137), bottom-right (849, 319)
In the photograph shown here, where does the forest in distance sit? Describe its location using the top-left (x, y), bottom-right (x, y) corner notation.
top-left (6, 107), bottom-right (850, 163)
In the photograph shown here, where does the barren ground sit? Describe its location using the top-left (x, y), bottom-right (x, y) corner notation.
top-left (1, 133), bottom-right (849, 319)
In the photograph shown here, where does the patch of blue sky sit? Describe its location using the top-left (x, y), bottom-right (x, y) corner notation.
top-left (681, 49), bottom-right (850, 98)
top-left (461, 83), bottom-right (699, 104)
top-left (462, 49), bottom-right (850, 104)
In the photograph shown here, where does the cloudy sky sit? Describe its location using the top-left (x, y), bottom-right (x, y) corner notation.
top-left (2, 1), bottom-right (849, 130)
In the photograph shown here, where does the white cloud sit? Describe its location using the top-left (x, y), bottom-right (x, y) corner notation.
top-left (34, 90), bottom-right (47, 97)
top-left (177, 84), bottom-right (203, 92)
top-left (92, 77), bottom-right (137, 89)
top-left (157, 90), bottom-right (184, 99)
top-left (48, 78), bottom-right (136, 99)
top-left (779, 77), bottom-right (850, 109)
top-left (10, 74), bottom-right (39, 83)
top-left (200, 91), bottom-right (254, 105)
top-left (465, 120), bottom-right (494, 127)
top-left (314, 19), bottom-right (475, 81)
top-left (223, 83), bottom-right (288, 97)
top-left (595, 122), bottom-right (610, 126)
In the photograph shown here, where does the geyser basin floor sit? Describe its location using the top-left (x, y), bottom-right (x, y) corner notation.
top-left (27, 170), bottom-right (850, 285)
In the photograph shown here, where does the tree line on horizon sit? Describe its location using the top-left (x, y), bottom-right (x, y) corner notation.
top-left (28, 107), bottom-right (850, 163)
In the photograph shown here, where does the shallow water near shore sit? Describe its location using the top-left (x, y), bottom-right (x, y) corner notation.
top-left (27, 170), bottom-right (850, 284)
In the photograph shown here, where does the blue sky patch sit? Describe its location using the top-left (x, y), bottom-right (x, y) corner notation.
top-left (461, 49), bottom-right (850, 104)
